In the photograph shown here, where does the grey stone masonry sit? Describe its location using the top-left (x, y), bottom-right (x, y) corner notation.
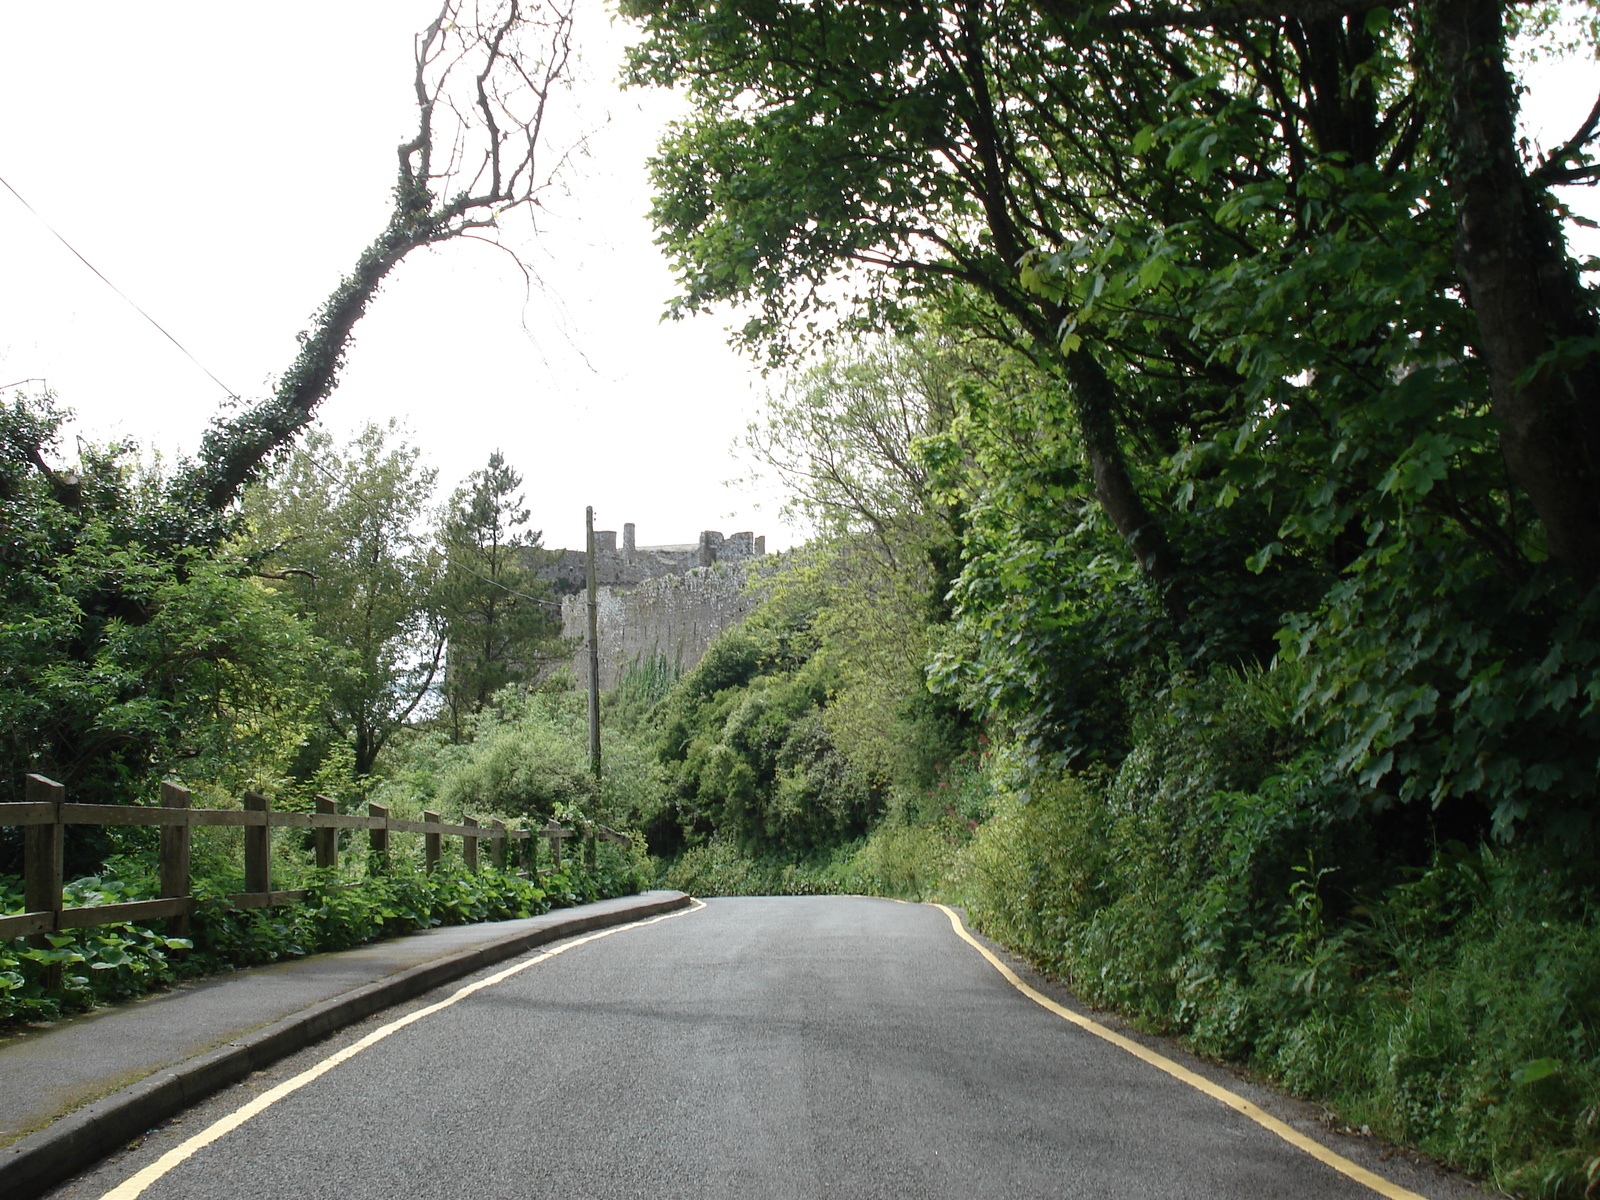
top-left (534, 523), bottom-right (765, 592)
top-left (561, 567), bottom-right (759, 691)
top-left (535, 523), bottom-right (767, 690)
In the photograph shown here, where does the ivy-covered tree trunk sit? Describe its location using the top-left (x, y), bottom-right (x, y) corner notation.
top-left (165, 0), bottom-right (575, 529)
top-left (1427, 0), bottom-right (1600, 585)
top-left (173, 197), bottom-right (436, 515)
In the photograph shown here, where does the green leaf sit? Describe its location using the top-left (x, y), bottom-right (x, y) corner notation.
top-left (1510, 1057), bottom-right (1562, 1085)
top-left (1137, 256), bottom-right (1167, 290)
top-left (1245, 542), bottom-right (1282, 574)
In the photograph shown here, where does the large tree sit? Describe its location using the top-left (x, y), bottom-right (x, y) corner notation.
top-left (622, 0), bottom-right (1600, 835)
top-left (624, 0), bottom-right (1600, 586)
top-left (745, 333), bottom-right (974, 784)
top-left (0, 1), bottom-right (578, 812)
top-left (0, 393), bottom-right (325, 813)
top-left (164, 0), bottom-right (579, 529)
top-left (240, 423), bottom-right (444, 779)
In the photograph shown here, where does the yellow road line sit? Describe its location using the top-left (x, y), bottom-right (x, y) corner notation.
top-left (97, 900), bottom-right (705, 1200)
top-left (932, 903), bottom-right (1428, 1200)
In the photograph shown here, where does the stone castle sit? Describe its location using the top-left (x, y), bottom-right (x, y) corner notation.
top-left (540, 523), bottom-right (767, 691)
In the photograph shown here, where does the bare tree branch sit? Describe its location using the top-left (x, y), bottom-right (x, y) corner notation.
top-left (173, 0), bottom-right (578, 520)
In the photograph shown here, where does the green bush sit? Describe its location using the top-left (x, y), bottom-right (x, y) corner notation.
top-left (0, 844), bottom-right (651, 1029)
top-left (943, 665), bottom-right (1600, 1198)
top-left (834, 821), bottom-right (962, 901)
top-left (660, 654), bottom-right (883, 858)
top-left (655, 837), bottom-right (845, 897)
top-left (0, 876), bottom-right (193, 1023)
top-left (432, 697), bottom-right (601, 823)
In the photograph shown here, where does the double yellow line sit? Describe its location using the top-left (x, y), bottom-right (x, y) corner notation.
top-left (97, 897), bottom-right (1427, 1200)
top-left (934, 903), bottom-right (1427, 1200)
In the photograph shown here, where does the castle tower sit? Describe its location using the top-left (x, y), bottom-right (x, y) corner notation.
top-left (698, 529), bottom-right (724, 567)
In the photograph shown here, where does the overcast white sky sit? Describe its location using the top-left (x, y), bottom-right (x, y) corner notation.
top-left (0, 1), bottom-right (789, 553)
top-left (0, 5), bottom-right (1596, 558)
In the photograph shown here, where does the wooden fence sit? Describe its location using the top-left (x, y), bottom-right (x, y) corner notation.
top-left (0, 774), bottom-right (632, 941)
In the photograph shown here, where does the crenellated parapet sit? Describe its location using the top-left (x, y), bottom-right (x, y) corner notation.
top-left (533, 522), bottom-right (765, 592)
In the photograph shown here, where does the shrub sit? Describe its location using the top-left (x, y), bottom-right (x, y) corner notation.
top-left (942, 665), bottom-right (1600, 1197)
top-left (0, 845), bottom-right (651, 1029)
top-left (655, 837), bottom-right (844, 897)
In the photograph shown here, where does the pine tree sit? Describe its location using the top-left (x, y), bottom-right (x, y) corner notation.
top-left (436, 451), bottom-right (561, 737)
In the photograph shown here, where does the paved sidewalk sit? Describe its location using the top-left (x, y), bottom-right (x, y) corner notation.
top-left (0, 890), bottom-right (690, 1197)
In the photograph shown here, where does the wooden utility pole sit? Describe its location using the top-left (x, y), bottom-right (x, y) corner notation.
top-left (585, 505), bottom-right (602, 780)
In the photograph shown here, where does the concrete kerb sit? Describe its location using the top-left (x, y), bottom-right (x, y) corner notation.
top-left (1, 890), bottom-right (693, 1200)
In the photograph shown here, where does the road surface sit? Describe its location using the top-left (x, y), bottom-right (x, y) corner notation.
top-left (46, 896), bottom-right (1481, 1200)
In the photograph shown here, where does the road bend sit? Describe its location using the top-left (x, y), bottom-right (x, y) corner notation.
top-left (49, 895), bottom-right (1478, 1200)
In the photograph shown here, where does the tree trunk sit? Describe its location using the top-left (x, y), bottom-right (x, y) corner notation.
top-left (1064, 349), bottom-right (1183, 595)
top-left (171, 198), bottom-right (437, 517)
top-left (1429, 0), bottom-right (1600, 585)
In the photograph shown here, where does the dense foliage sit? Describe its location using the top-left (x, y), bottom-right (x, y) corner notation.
top-left (611, 2), bottom-right (1600, 1186)
top-left (0, 395), bottom-right (327, 820)
top-left (0, 851), bottom-right (648, 1027)
top-left (7, 2), bottom-right (1600, 1194)
top-left (952, 672), bottom-right (1600, 1196)
top-left (0, 411), bottom-right (638, 1024)
top-left (241, 422), bottom-right (446, 779)
top-left (650, 567), bottom-right (887, 858)
top-left (623, 0), bottom-right (1600, 845)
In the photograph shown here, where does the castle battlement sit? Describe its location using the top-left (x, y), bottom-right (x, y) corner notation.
top-left (534, 522), bottom-right (766, 592)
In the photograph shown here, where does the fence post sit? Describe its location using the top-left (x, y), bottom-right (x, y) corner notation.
top-left (463, 816), bottom-right (479, 872)
top-left (423, 811), bottom-right (441, 873)
top-left (542, 819), bottom-right (568, 873)
top-left (490, 819), bottom-right (507, 870)
top-left (24, 774), bottom-right (65, 989)
top-left (585, 822), bottom-right (597, 871)
top-left (314, 795), bottom-right (337, 871)
top-left (243, 792), bottom-right (271, 897)
top-left (369, 802), bottom-right (389, 872)
top-left (159, 781), bottom-right (192, 938)
top-left (521, 823), bottom-right (535, 876)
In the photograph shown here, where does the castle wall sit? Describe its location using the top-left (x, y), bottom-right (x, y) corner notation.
top-left (561, 567), bottom-right (759, 691)
top-left (533, 525), bottom-right (765, 591)
top-left (542, 523), bottom-right (767, 690)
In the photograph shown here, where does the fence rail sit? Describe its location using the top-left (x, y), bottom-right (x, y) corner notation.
top-left (1, 774), bottom-right (632, 942)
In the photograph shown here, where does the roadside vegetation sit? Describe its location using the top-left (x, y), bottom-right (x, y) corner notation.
top-left (0, 854), bottom-right (647, 1028)
top-left (4, 2), bottom-right (1600, 1197)
top-left (600, 3), bottom-right (1600, 1194)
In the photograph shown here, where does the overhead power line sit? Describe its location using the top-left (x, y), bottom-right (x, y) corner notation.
top-left (3, 168), bottom-right (564, 613)
top-left (0, 170), bottom-right (240, 399)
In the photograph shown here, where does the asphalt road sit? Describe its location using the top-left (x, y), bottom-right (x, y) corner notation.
top-left (47, 896), bottom-right (1483, 1200)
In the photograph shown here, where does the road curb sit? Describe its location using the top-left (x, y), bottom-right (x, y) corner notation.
top-left (1, 890), bottom-right (692, 1199)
